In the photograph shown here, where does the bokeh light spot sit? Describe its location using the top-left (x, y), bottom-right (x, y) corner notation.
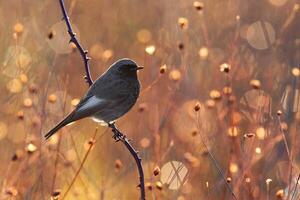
top-left (47, 21), bottom-right (80, 54)
top-left (6, 79), bottom-right (22, 93)
top-left (198, 47), bottom-right (209, 59)
top-left (145, 45), bottom-right (156, 55)
top-left (269, 0), bottom-right (287, 6)
top-left (246, 21), bottom-right (275, 50)
top-left (256, 127), bottom-right (266, 140)
top-left (2, 46), bottom-right (31, 77)
top-left (137, 29), bottom-right (152, 44)
top-left (160, 161), bottom-right (188, 190)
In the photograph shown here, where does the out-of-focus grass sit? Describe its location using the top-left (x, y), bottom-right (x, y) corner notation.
top-left (0, 0), bottom-right (300, 199)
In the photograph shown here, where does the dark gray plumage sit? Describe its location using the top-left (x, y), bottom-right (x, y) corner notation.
top-left (45, 58), bottom-right (142, 140)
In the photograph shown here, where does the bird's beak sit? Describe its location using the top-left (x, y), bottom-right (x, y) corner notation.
top-left (136, 66), bottom-right (144, 70)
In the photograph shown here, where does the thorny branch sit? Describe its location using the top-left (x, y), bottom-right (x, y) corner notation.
top-left (109, 123), bottom-right (146, 199)
top-left (58, 0), bottom-right (93, 86)
top-left (58, 1), bottom-right (146, 199)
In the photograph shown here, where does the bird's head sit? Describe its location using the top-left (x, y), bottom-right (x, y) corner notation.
top-left (109, 58), bottom-right (143, 77)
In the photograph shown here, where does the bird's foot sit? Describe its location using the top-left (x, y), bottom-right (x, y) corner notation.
top-left (112, 131), bottom-right (123, 142)
top-left (108, 123), bottom-right (124, 142)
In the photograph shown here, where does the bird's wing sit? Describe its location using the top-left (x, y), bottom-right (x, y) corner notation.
top-left (72, 95), bottom-right (110, 121)
top-left (44, 95), bottom-right (113, 140)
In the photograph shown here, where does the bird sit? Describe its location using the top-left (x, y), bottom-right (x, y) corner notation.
top-left (44, 58), bottom-right (143, 140)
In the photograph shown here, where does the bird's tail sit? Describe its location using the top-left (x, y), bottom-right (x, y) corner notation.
top-left (44, 111), bottom-right (75, 140)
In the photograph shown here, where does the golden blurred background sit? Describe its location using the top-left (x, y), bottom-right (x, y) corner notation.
top-left (0, 0), bottom-right (300, 199)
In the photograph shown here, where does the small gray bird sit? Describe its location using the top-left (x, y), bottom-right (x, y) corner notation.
top-left (44, 58), bottom-right (143, 140)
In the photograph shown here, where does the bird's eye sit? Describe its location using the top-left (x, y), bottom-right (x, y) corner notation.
top-left (123, 64), bottom-right (136, 72)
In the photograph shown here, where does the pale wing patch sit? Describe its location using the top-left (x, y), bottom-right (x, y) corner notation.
top-left (77, 96), bottom-right (105, 112)
top-left (90, 117), bottom-right (117, 126)
top-left (91, 117), bottom-right (107, 126)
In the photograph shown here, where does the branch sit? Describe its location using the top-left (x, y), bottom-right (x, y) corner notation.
top-left (58, 1), bottom-right (146, 199)
top-left (58, 0), bottom-right (93, 86)
top-left (109, 123), bottom-right (146, 200)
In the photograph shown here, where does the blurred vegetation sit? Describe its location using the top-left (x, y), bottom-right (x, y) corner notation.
top-left (0, 0), bottom-right (300, 199)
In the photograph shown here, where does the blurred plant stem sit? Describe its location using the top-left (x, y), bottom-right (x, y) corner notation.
top-left (195, 112), bottom-right (237, 200)
top-left (61, 128), bottom-right (98, 199)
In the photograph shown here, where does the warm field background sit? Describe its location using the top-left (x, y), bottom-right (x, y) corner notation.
top-left (0, 0), bottom-right (299, 199)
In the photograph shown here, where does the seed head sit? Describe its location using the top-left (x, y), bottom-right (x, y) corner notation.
top-left (244, 133), bottom-right (255, 138)
top-left (178, 17), bottom-right (189, 29)
top-left (71, 98), bottom-right (80, 107)
top-left (102, 49), bottom-right (113, 61)
top-left (266, 178), bottom-right (272, 184)
top-left (277, 110), bottom-right (282, 116)
top-left (115, 159), bottom-right (123, 171)
top-left (14, 23), bottom-right (24, 34)
top-left (177, 42), bottom-right (184, 50)
top-left (48, 30), bottom-right (56, 39)
top-left (17, 110), bottom-right (24, 120)
top-left (51, 189), bottom-right (61, 200)
top-left (5, 187), bottom-right (18, 196)
top-left (250, 79), bottom-right (261, 89)
top-left (138, 103), bottom-right (148, 112)
top-left (145, 45), bottom-right (156, 55)
top-left (155, 181), bottom-right (163, 190)
top-left (11, 150), bottom-right (24, 161)
top-left (153, 166), bottom-right (160, 176)
top-left (226, 177), bottom-right (232, 183)
top-left (48, 94), bottom-right (57, 103)
top-left (159, 64), bottom-right (167, 74)
top-left (23, 98), bottom-right (33, 108)
top-left (229, 162), bottom-right (238, 173)
top-left (145, 182), bottom-right (153, 190)
top-left (276, 189), bottom-right (284, 199)
top-left (191, 130), bottom-right (197, 137)
top-left (169, 69), bottom-right (181, 82)
top-left (220, 63), bottom-right (231, 73)
top-left (193, 1), bottom-right (204, 11)
top-left (292, 67), bottom-right (300, 77)
top-left (194, 102), bottom-right (201, 112)
top-left (209, 90), bottom-right (222, 100)
top-left (26, 143), bottom-right (37, 154)
top-left (29, 83), bottom-right (38, 94)
top-left (223, 87), bottom-right (232, 95)
top-left (198, 47), bottom-right (209, 59)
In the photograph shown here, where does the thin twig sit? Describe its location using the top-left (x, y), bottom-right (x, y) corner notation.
top-left (277, 114), bottom-right (297, 200)
top-left (51, 87), bottom-right (68, 193)
top-left (58, 0), bottom-right (93, 86)
top-left (277, 115), bottom-right (291, 160)
top-left (195, 112), bottom-right (237, 200)
top-left (291, 173), bottom-right (300, 200)
top-left (62, 128), bottom-right (98, 200)
top-left (58, 1), bottom-right (145, 199)
top-left (109, 123), bottom-right (146, 200)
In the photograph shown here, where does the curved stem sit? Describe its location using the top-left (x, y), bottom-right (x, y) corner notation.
top-left (58, 0), bottom-right (93, 86)
top-left (109, 123), bottom-right (145, 200)
top-left (61, 128), bottom-right (98, 200)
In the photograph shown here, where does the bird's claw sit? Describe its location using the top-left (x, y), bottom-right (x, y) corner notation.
top-left (111, 128), bottom-right (123, 142)
top-left (108, 123), bottom-right (125, 142)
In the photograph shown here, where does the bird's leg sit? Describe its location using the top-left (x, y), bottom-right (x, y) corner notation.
top-left (108, 123), bottom-right (124, 142)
